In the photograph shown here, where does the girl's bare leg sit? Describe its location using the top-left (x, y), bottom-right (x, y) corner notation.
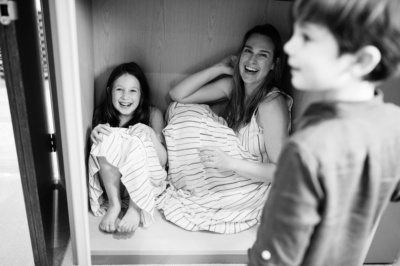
top-left (98, 156), bottom-right (121, 233)
top-left (120, 185), bottom-right (130, 209)
top-left (117, 199), bottom-right (141, 233)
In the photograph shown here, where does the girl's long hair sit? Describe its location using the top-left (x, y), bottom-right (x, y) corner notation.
top-left (224, 24), bottom-right (283, 132)
top-left (92, 62), bottom-right (153, 128)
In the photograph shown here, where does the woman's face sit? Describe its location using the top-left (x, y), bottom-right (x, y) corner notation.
top-left (111, 73), bottom-right (142, 125)
top-left (239, 33), bottom-right (276, 89)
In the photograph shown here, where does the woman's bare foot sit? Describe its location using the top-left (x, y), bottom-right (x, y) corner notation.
top-left (117, 200), bottom-right (141, 233)
top-left (99, 202), bottom-right (121, 233)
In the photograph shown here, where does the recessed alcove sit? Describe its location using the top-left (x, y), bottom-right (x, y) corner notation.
top-left (42, 0), bottom-right (400, 264)
top-left (77, 1), bottom-right (293, 264)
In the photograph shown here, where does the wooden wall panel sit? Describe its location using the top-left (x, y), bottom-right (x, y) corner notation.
top-left (76, 0), bottom-right (95, 142)
top-left (380, 76), bottom-right (400, 105)
top-left (92, 0), bottom-right (293, 112)
top-left (265, 0), bottom-right (294, 111)
top-left (265, 0), bottom-right (293, 43)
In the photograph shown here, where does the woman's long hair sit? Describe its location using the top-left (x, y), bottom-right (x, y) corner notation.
top-left (224, 24), bottom-right (284, 132)
top-left (92, 62), bottom-right (153, 128)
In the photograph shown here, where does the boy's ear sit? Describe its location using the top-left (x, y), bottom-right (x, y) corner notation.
top-left (353, 45), bottom-right (381, 78)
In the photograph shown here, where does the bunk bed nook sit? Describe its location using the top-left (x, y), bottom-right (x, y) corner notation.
top-left (83, 1), bottom-right (293, 264)
top-left (40, 0), bottom-right (400, 264)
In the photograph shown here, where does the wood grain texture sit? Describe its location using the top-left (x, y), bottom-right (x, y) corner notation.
top-left (265, 0), bottom-right (293, 43)
top-left (91, 0), bottom-right (292, 112)
top-left (76, 0), bottom-right (95, 141)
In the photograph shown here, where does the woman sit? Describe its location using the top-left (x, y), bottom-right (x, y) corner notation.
top-left (158, 24), bottom-right (293, 234)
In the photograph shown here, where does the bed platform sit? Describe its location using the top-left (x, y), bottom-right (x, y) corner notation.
top-left (89, 209), bottom-right (258, 264)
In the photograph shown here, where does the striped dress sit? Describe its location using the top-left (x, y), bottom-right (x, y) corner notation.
top-left (88, 123), bottom-right (167, 228)
top-left (157, 91), bottom-right (293, 234)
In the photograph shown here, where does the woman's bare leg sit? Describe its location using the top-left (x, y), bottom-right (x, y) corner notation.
top-left (97, 156), bottom-right (121, 233)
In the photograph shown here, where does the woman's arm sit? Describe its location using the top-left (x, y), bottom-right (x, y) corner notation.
top-left (200, 95), bottom-right (290, 183)
top-left (235, 95), bottom-right (289, 182)
top-left (257, 94), bottom-right (290, 165)
top-left (200, 147), bottom-right (277, 183)
top-left (150, 107), bottom-right (167, 166)
top-left (169, 56), bottom-right (236, 104)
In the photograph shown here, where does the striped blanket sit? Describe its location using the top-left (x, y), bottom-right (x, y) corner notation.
top-left (157, 102), bottom-right (280, 234)
top-left (88, 123), bottom-right (167, 228)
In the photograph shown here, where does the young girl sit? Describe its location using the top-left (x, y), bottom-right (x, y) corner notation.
top-left (157, 24), bottom-right (293, 234)
top-left (88, 62), bottom-right (167, 233)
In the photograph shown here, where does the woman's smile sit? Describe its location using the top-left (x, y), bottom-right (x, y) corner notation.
top-left (244, 65), bottom-right (259, 74)
top-left (239, 33), bottom-right (275, 88)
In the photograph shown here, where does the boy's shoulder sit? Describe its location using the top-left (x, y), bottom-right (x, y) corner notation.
top-left (289, 101), bottom-right (400, 159)
top-left (384, 101), bottom-right (400, 114)
top-left (289, 118), bottom-right (344, 153)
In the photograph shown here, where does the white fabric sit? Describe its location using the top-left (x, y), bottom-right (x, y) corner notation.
top-left (88, 123), bottom-right (167, 228)
top-left (158, 91), bottom-right (293, 234)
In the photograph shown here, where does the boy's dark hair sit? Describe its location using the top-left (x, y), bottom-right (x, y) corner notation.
top-left (92, 62), bottom-right (153, 128)
top-left (225, 23), bottom-right (284, 132)
top-left (292, 0), bottom-right (400, 82)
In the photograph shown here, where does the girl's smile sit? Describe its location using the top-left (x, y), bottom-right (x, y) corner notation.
top-left (111, 73), bottom-right (142, 125)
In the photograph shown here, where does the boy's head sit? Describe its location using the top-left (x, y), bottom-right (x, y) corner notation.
top-left (291, 0), bottom-right (400, 82)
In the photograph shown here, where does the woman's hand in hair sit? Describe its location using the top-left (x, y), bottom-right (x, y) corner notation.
top-left (169, 56), bottom-right (234, 103)
top-left (217, 55), bottom-right (237, 76)
top-left (90, 123), bottom-right (112, 145)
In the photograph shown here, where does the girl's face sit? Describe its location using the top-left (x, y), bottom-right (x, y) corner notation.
top-left (239, 33), bottom-right (276, 89)
top-left (111, 73), bottom-right (142, 124)
top-left (284, 22), bottom-right (354, 92)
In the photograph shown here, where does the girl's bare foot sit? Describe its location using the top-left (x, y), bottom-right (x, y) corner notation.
top-left (117, 200), bottom-right (141, 233)
top-left (99, 203), bottom-right (121, 233)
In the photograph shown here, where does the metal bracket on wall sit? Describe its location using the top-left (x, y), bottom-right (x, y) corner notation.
top-left (0, 0), bottom-right (17, 25)
top-left (49, 133), bottom-right (56, 152)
